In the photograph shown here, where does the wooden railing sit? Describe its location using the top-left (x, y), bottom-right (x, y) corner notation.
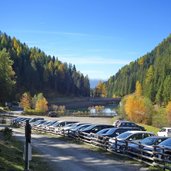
top-left (108, 138), bottom-right (171, 170)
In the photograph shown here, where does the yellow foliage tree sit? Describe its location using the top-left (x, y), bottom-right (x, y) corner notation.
top-left (135, 81), bottom-right (142, 96)
top-left (138, 57), bottom-right (145, 65)
top-left (125, 95), bottom-right (144, 122)
top-left (95, 81), bottom-right (107, 97)
top-left (166, 101), bottom-right (171, 125)
top-left (35, 97), bottom-right (48, 113)
top-left (20, 92), bottom-right (31, 111)
top-left (124, 81), bottom-right (153, 124)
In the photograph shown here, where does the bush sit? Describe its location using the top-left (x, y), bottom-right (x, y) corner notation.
top-left (23, 109), bottom-right (45, 115)
top-left (0, 117), bottom-right (6, 124)
top-left (3, 127), bottom-right (13, 141)
top-left (152, 107), bottom-right (167, 128)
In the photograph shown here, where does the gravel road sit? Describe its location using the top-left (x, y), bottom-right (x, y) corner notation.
top-left (17, 115), bottom-right (113, 125)
top-left (14, 129), bottom-right (147, 171)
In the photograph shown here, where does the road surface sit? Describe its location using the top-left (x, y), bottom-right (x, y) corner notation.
top-left (14, 129), bottom-right (148, 171)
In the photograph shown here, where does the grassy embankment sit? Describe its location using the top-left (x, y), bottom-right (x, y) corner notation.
top-left (0, 132), bottom-right (50, 171)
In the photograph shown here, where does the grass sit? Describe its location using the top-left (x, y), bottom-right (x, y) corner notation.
top-left (138, 124), bottom-right (160, 134)
top-left (0, 134), bottom-right (51, 171)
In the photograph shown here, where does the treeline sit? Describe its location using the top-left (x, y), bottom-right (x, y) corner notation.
top-left (0, 32), bottom-right (90, 103)
top-left (106, 34), bottom-right (171, 105)
top-left (119, 81), bottom-right (171, 127)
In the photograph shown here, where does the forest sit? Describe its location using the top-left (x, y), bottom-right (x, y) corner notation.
top-left (0, 32), bottom-right (90, 104)
top-left (106, 34), bottom-right (171, 105)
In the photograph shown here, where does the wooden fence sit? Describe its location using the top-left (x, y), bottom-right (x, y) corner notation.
top-left (108, 138), bottom-right (171, 170)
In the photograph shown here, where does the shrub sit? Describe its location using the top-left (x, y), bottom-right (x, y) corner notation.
top-left (152, 106), bottom-right (167, 128)
top-left (3, 127), bottom-right (13, 141)
top-left (23, 109), bottom-right (45, 115)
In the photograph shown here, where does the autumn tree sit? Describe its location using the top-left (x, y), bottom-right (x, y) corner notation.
top-left (124, 95), bottom-right (152, 124)
top-left (94, 81), bottom-right (107, 97)
top-left (135, 81), bottom-right (142, 96)
top-left (35, 93), bottom-right (48, 113)
top-left (124, 81), bottom-right (153, 124)
top-left (166, 101), bottom-right (171, 125)
top-left (20, 92), bottom-right (31, 111)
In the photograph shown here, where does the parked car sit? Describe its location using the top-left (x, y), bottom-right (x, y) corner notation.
top-left (154, 138), bottom-right (171, 160)
top-left (35, 120), bottom-right (51, 131)
top-left (47, 111), bottom-right (58, 117)
top-left (29, 117), bottom-right (44, 123)
top-left (40, 120), bottom-right (58, 132)
top-left (60, 122), bottom-right (82, 135)
top-left (17, 118), bottom-right (31, 127)
top-left (68, 124), bottom-right (92, 138)
top-left (108, 131), bottom-right (154, 153)
top-left (113, 120), bottom-right (145, 131)
top-left (142, 138), bottom-right (171, 160)
top-left (31, 120), bottom-right (47, 129)
top-left (127, 136), bottom-right (168, 157)
top-left (54, 121), bottom-right (77, 134)
top-left (91, 127), bottom-right (143, 148)
top-left (78, 124), bottom-right (114, 143)
top-left (157, 127), bottom-right (171, 137)
top-left (21, 117), bottom-right (44, 127)
top-left (43, 120), bottom-right (58, 132)
top-left (11, 117), bottom-right (25, 126)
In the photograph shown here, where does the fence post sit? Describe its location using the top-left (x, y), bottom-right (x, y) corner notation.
top-left (115, 138), bottom-right (117, 152)
top-left (24, 120), bottom-right (31, 171)
top-left (162, 148), bottom-right (165, 171)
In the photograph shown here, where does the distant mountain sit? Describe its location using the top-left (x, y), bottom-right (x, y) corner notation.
top-left (90, 79), bottom-right (107, 88)
top-left (90, 79), bottom-right (100, 88)
top-left (0, 32), bottom-right (90, 103)
top-left (106, 34), bottom-right (171, 105)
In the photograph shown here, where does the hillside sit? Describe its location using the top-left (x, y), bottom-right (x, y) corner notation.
top-left (0, 32), bottom-right (90, 103)
top-left (106, 34), bottom-right (171, 105)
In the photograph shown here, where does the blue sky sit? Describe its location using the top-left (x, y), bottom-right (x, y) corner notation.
top-left (1, 0), bottom-right (171, 80)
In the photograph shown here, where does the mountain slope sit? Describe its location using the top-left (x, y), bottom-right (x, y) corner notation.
top-left (0, 32), bottom-right (90, 102)
top-left (106, 34), bottom-right (171, 104)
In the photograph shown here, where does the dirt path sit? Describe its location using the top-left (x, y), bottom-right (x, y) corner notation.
top-left (14, 130), bottom-right (147, 171)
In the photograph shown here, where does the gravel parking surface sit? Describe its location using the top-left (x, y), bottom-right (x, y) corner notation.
top-left (14, 128), bottom-right (148, 171)
top-left (18, 115), bottom-right (113, 125)
top-left (11, 116), bottom-right (151, 171)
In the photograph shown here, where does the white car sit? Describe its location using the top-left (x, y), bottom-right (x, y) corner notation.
top-left (108, 130), bottom-right (154, 152)
top-left (157, 127), bottom-right (171, 137)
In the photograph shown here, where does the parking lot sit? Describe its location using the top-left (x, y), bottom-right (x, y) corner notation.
top-left (11, 116), bottom-right (171, 171)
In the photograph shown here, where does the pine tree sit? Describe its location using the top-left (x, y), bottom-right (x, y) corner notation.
top-left (0, 49), bottom-right (15, 103)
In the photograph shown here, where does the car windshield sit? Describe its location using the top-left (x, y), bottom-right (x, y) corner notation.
top-left (105, 128), bottom-right (117, 135)
top-left (117, 132), bottom-right (132, 139)
top-left (72, 124), bottom-right (90, 131)
top-left (159, 138), bottom-right (171, 147)
top-left (82, 125), bottom-right (96, 131)
top-left (47, 121), bottom-right (57, 126)
top-left (96, 128), bottom-right (111, 135)
top-left (52, 122), bottom-right (60, 127)
top-left (35, 120), bottom-right (46, 125)
top-left (141, 137), bottom-right (157, 145)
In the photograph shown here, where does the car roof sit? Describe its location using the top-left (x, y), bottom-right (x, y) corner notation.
top-left (124, 130), bottom-right (153, 134)
top-left (119, 121), bottom-right (133, 123)
top-left (145, 136), bottom-right (167, 139)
